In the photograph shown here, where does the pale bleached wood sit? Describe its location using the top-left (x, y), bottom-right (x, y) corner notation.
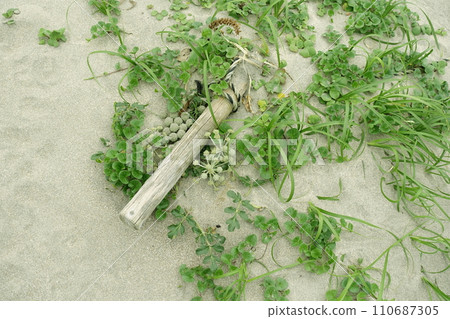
top-left (119, 89), bottom-right (237, 229)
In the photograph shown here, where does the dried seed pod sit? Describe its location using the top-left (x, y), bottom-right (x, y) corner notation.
top-left (161, 136), bottom-right (169, 145)
top-left (179, 123), bottom-right (188, 132)
top-left (170, 123), bottom-right (179, 132)
top-left (209, 18), bottom-right (241, 35)
top-left (164, 117), bottom-right (173, 126)
top-left (169, 133), bottom-right (178, 142)
top-left (168, 112), bottom-right (178, 118)
top-left (180, 112), bottom-right (190, 121)
top-left (185, 119), bottom-right (194, 127)
top-left (174, 117), bottom-right (183, 125)
top-left (162, 127), bottom-right (171, 136)
top-left (177, 129), bottom-right (186, 139)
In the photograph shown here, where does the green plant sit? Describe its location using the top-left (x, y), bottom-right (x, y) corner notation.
top-left (194, 0), bottom-right (216, 9)
top-left (87, 0), bottom-right (449, 302)
top-left (192, 129), bottom-right (234, 187)
top-left (316, 0), bottom-right (344, 17)
top-left (323, 25), bottom-right (341, 44)
top-left (89, 0), bottom-right (121, 16)
top-left (422, 277), bottom-right (450, 301)
top-left (170, 0), bottom-right (189, 11)
top-left (286, 33), bottom-right (316, 57)
top-left (411, 228), bottom-right (449, 274)
top-left (284, 204), bottom-right (354, 274)
top-left (262, 277), bottom-right (290, 301)
top-left (90, 101), bottom-right (167, 198)
top-left (151, 9), bottom-right (169, 21)
top-left (2, 8), bottom-right (19, 25)
top-left (168, 206), bottom-right (226, 270)
top-left (38, 28), bottom-right (67, 47)
top-left (87, 17), bottom-right (123, 43)
top-left (166, 17), bottom-right (203, 42)
top-left (172, 191), bottom-right (371, 300)
top-left (326, 259), bottom-right (380, 301)
top-left (223, 190), bottom-right (256, 232)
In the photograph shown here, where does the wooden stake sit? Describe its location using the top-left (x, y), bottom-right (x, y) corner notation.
top-left (119, 89), bottom-right (238, 229)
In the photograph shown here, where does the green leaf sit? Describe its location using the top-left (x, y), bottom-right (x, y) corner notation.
top-left (275, 278), bottom-right (288, 290)
top-left (291, 236), bottom-right (302, 246)
top-left (321, 93), bottom-right (332, 102)
top-left (105, 149), bottom-right (118, 159)
top-left (109, 172), bottom-right (119, 182)
top-left (211, 55), bottom-right (222, 65)
top-left (191, 296), bottom-right (202, 301)
top-left (285, 128), bottom-right (300, 139)
top-left (241, 200), bottom-right (255, 211)
top-left (242, 251), bottom-right (254, 263)
top-left (3, 8), bottom-right (19, 19)
top-left (226, 47), bottom-right (238, 58)
top-left (112, 161), bottom-right (124, 171)
top-left (118, 171), bottom-right (130, 184)
top-left (238, 210), bottom-right (250, 221)
top-left (168, 223), bottom-right (185, 239)
top-left (195, 246), bottom-right (209, 256)
top-left (221, 253), bottom-right (233, 265)
top-left (128, 179), bottom-right (142, 192)
top-left (224, 206), bottom-right (237, 214)
top-left (226, 217), bottom-right (240, 232)
top-left (330, 89), bottom-right (340, 100)
top-left (123, 127), bottom-right (136, 139)
top-left (130, 119), bottom-right (144, 129)
top-left (91, 151), bottom-right (105, 163)
top-left (245, 234), bottom-right (257, 246)
top-left (212, 244), bottom-right (224, 253)
top-left (285, 207), bottom-right (298, 218)
top-left (117, 152), bottom-right (127, 163)
top-left (326, 289), bottom-right (338, 301)
top-left (226, 190), bottom-right (240, 202)
top-left (310, 248), bottom-right (322, 259)
top-left (179, 264), bottom-right (195, 282)
top-left (284, 220), bottom-right (297, 233)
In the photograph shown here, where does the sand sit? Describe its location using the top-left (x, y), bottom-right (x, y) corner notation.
top-left (0, 0), bottom-right (448, 300)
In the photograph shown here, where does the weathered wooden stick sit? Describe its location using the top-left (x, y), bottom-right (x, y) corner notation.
top-left (119, 88), bottom-right (239, 229)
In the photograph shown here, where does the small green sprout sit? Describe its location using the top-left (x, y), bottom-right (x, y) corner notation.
top-left (3, 8), bottom-right (20, 25)
top-left (38, 28), bottom-right (67, 47)
top-left (2, 8), bottom-right (19, 19)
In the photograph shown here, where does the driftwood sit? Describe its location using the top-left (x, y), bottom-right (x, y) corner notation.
top-left (119, 87), bottom-right (242, 229)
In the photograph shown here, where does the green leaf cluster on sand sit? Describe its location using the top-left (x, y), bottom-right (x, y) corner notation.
top-left (38, 28), bottom-right (66, 47)
top-left (85, 0), bottom-right (449, 300)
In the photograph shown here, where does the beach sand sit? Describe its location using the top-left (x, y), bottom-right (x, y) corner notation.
top-left (0, 0), bottom-right (448, 300)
